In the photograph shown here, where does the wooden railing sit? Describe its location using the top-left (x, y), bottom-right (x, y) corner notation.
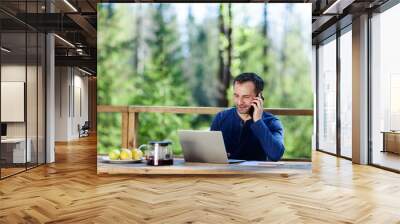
top-left (97, 105), bottom-right (313, 149)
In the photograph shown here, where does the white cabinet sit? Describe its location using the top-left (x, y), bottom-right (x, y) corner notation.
top-left (1, 138), bottom-right (32, 163)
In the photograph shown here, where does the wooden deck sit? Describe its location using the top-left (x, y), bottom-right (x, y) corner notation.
top-left (1, 135), bottom-right (400, 223)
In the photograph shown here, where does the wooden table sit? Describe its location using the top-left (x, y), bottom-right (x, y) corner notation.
top-left (97, 157), bottom-right (311, 176)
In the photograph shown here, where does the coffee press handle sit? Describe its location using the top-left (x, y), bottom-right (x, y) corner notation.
top-left (138, 144), bottom-right (147, 151)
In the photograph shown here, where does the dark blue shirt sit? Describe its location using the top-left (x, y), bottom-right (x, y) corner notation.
top-left (210, 107), bottom-right (285, 161)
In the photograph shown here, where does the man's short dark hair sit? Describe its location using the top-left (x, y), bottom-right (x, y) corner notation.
top-left (233, 72), bottom-right (264, 94)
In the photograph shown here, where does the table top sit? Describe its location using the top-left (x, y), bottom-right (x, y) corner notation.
top-left (381, 131), bottom-right (400, 134)
top-left (97, 156), bottom-right (311, 176)
top-left (1, 138), bottom-right (28, 143)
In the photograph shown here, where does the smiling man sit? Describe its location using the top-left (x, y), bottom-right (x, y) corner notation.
top-left (210, 72), bottom-right (285, 161)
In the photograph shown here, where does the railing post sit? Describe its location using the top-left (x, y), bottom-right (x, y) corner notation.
top-left (121, 112), bottom-right (129, 148)
top-left (128, 112), bottom-right (139, 148)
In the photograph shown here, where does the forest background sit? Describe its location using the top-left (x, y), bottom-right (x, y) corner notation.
top-left (97, 3), bottom-right (313, 159)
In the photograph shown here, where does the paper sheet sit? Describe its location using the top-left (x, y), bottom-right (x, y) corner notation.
top-left (238, 161), bottom-right (285, 167)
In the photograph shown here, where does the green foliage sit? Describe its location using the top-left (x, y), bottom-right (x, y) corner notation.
top-left (97, 113), bottom-right (121, 154)
top-left (97, 3), bottom-right (313, 159)
top-left (280, 116), bottom-right (313, 159)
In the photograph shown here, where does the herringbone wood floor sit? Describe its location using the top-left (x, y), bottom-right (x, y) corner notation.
top-left (1, 135), bottom-right (400, 224)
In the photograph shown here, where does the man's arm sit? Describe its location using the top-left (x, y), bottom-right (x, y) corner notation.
top-left (250, 118), bottom-right (285, 161)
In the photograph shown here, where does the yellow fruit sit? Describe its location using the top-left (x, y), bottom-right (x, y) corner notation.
top-left (108, 149), bottom-right (120, 160)
top-left (131, 148), bottom-right (143, 160)
top-left (120, 148), bottom-right (132, 160)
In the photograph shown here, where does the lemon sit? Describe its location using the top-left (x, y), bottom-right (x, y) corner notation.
top-left (108, 149), bottom-right (121, 160)
top-left (120, 148), bottom-right (132, 160)
top-left (131, 148), bottom-right (143, 160)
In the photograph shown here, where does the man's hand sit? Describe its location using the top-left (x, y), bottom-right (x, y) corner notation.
top-left (251, 96), bottom-right (264, 122)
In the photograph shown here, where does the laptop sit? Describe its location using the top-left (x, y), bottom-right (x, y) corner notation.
top-left (177, 130), bottom-right (245, 164)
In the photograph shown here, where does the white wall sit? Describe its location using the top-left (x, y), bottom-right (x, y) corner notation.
top-left (1, 65), bottom-right (26, 139)
top-left (1, 63), bottom-right (46, 163)
top-left (1, 65), bottom-right (40, 137)
top-left (72, 73), bottom-right (89, 138)
top-left (55, 67), bottom-right (69, 141)
top-left (55, 67), bottom-right (89, 141)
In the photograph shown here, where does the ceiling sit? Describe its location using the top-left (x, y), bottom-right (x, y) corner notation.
top-left (0, 0), bottom-right (97, 75)
top-left (311, 0), bottom-right (390, 43)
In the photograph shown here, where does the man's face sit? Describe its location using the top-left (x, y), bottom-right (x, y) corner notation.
top-left (233, 81), bottom-right (257, 114)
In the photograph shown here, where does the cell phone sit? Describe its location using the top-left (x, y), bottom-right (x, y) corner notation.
top-left (249, 93), bottom-right (264, 118)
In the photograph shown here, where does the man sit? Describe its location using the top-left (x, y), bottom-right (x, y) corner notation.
top-left (210, 73), bottom-right (285, 161)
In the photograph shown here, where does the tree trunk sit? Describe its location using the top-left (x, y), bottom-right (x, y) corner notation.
top-left (263, 3), bottom-right (269, 75)
top-left (107, 4), bottom-right (113, 19)
top-left (133, 5), bottom-right (141, 74)
top-left (217, 4), bottom-right (226, 107)
top-left (225, 3), bottom-right (232, 98)
top-left (217, 4), bottom-right (233, 107)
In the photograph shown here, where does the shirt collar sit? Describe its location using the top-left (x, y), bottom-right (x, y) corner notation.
top-left (233, 107), bottom-right (253, 125)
